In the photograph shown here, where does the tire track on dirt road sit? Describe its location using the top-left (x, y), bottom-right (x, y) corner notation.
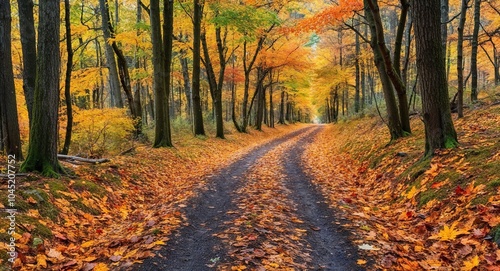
top-left (137, 126), bottom-right (317, 271)
top-left (138, 125), bottom-right (364, 270)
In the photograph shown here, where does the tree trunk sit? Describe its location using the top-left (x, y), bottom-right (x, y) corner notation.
top-left (231, 79), bottom-right (242, 132)
top-left (456, 0), bottom-right (468, 118)
top-left (99, 0), bottom-right (123, 108)
top-left (414, 0), bottom-right (458, 157)
top-left (192, 0), bottom-right (205, 136)
top-left (0, 0), bottom-right (23, 158)
top-left (201, 16), bottom-right (228, 139)
top-left (180, 51), bottom-right (192, 117)
top-left (151, 0), bottom-right (172, 147)
top-left (269, 72), bottom-right (275, 128)
top-left (201, 31), bottom-right (225, 138)
top-left (441, 0), bottom-right (449, 60)
top-left (366, 0), bottom-right (411, 134)
top-left (21, 0), bottom-right (63, 176)
top-left (133, 0), bottom-right (143, 133)
top-left (61, 0), bottom-right (73, 155)
top-left (255, 67), bottom-right (268, 131)
top-left (279, 90), bottom-right (285, 124)
top-left (470, 0), bottom-right (480, 102)
top-left (355, 28), bottom-right (361, 113)
top-left (365, 0), bottom-right (404, 140)
top-left (102, 0), bottom-right (140, 135)
top-left (17, 0), bottom-right (36, 125)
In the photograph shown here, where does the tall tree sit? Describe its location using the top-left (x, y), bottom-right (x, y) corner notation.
top-left (441, 0), bottom-right (449, 60)
top-left (364, 0), bottom-right (404, 140)
top-left (201, 29), bottom-right (226, 138)
top-left (354, 27), bottom-right (361, 113)
top-left (414, 0), bottom-right (458, 157)
top-left (99, 0), bottom-right (123, 108)
top-left (150, 0), bottom-right (173, 147)
top-left (21, 0), bottom-right (63, 176)
top-left (456, 0), bottom-right (469, 118)
top-left (192, 0), bottom-right (205, 136)
top-left (61, 0), bottom-right (74, 155)
top-left (366, 0), bottom-right (411, 135)
top-left (480, 27), bottom-right (500, 86)
top-left (470, 0), bottom-right (481, 102)
top-left (17, 0), bottom-right (36, 125)
top-left (0, 0), bottom-right (23, 158)
top-left (105, 0), bottom-right (141, 135)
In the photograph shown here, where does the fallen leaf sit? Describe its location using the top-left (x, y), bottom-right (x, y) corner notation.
top-left (94, 262), bottom-right (110, 271)
top-left (358, 244), bottom-right (380, 251)
top-left (81, 240), bottom-right (95, 248)
top-left (462, 255), bottom-right (479, 271)
top-left (46, 248), bottom-right (64, 260)
top-left (36, 254), bottom-right (47, 268)
top-left (406, 186), bottom-right (419, 199)
top-left (110, 255), bottom-right (122, 262)
top-left (430, 222), bottom-right (469, 241)
top-left (357, 259), bottom-right (367, 265)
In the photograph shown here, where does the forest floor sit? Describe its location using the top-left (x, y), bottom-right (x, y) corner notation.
top-left (1, 103), bottom-right (499, 271)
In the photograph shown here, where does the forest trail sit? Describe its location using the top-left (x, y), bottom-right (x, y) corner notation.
top-left (138, 125), bottom-right (363, 271)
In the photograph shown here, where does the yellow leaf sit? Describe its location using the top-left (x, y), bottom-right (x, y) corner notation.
top-left (36, 254), bottom-right (48, 268)
top-left (268, 263), bottom-right (280, 268)
top-left (154, 240), bottom-right (166, 246)
top-left (414, 245), bottom-right (424, 252)
top-left (94, 263), bottom-right (110, 271)
top-left (430, 222), bottom-right (469, 241)
top-left (81, 240), bottom-right (95, 248)
top-left (406, 186), bottom-right (419, 199)
top-left (83, 256), bottom-right (98, 262)
top-left (231, 265), bottom-right (247, 271)
top-left (357, 259), bottom-right (367, 265)
top-left (462, 255), bottom-right (479, 271)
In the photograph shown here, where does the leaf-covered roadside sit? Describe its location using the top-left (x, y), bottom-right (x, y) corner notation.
top-left (0, 124), bottom-right (305, 270)
top-left (303, 104), bottom-right (500, 270)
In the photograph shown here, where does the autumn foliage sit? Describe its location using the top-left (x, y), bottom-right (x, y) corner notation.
top-left (303, 105), bottom-right (500, 270)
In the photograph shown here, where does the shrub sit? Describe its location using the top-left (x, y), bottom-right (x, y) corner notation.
top-left (69, 108), bottom-right (134, 157)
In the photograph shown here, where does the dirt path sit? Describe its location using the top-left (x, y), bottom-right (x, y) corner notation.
top-left (138, 126), bottom-right (363, 270)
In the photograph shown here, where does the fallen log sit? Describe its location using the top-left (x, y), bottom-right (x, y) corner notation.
top-left (57, 154), bottom-right (110, 164)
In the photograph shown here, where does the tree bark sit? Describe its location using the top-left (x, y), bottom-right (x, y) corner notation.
top-left (192, 0), bottom-right (205, 136)
top-left (17, 0), bottom-right (36, 125)
top-left (414, 0), bottom-right (458, 157)
top-left (457, 0), bottom-right (468, 118)
top-left (366, 0), bottom-right (411, 134)
top-left (365, 0), bottom-right (404, 140)
top-left (355, 27), bottom-right (361, 113)
top-left (441, 0), bottom-right (449, 60)
top-left (201, 19), bottom-right (227, 138)
top-left (99, 0), bottom-right (122, 108)
top-left (470, 0), bottom-right (480, 102)
top-left (150, 0), bottom-right (172, 147)
top-left (255, 67), bottom-right (270, 130)
top-left (269, 71), bottom-right (275, 128)
top-left (102, 0), bottom-right (140, 135)
top-left (61, 0), bottom-right (73, 155)
top-left (0, 0), bottom-right (23, 158)
top-left (180, 49), bottom-right (192, 117)
top-left (279, 90), bottom-right (285, 124)
top-left (21, 0), bottom-right (63, 176)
